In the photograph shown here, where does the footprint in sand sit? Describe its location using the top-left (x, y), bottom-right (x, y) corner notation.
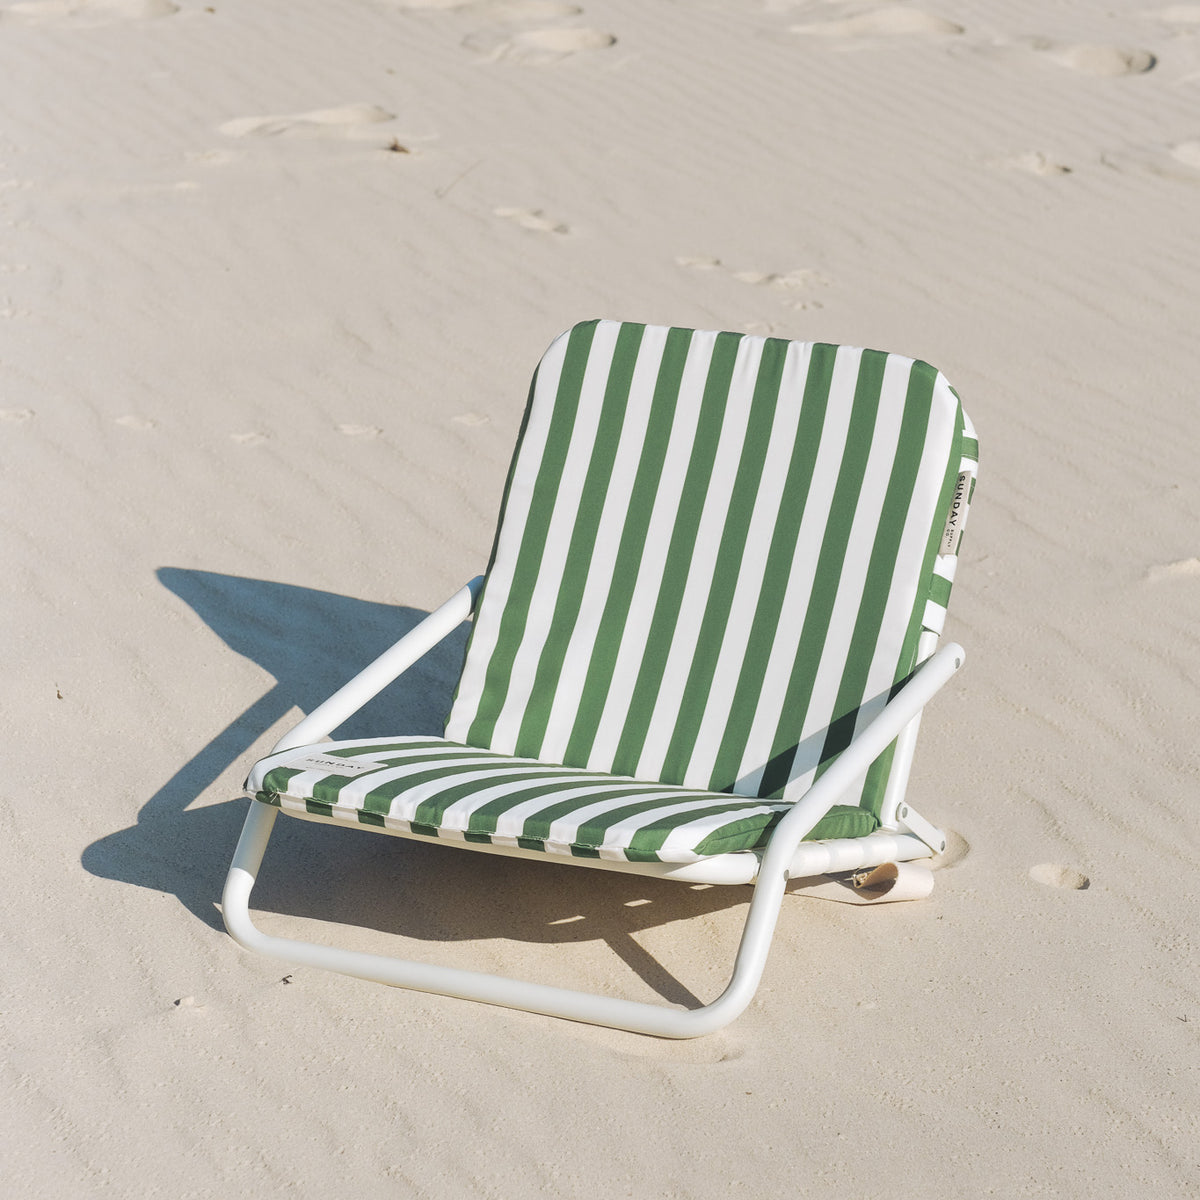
top-left (1153, 5), bottom-right (1200, 25)
top-left (184, 149), bottom-right (238, 167)
top-left (1030, 863), bottom-right (1090, 890)
top-left (789, 7), bottom-right (964, 39)
top-left (1168, 140), bottom-right (1200, 171)
top-left (495, 205), bottom-right (571, 234)
top-left (219, 104), bottom-right (396, 141)
top-left (463, 1), bottom-right (582, 17)
top-left (1103, 139), bottom-right (1200, 181)
top-left (3, 0), bottom-right (177, 24)
top-left (1036, 41), bottom-right (1156, 76)
top-left (395, 0), bottom-right (583, 17)
top-left (385, 0), bottom-right (611, 65)
top-left (1145, 557), bottom-right (1200, 582)
top-left (993, 151), bottom-right (1073, 177)
top-left (389, 0), bottom-right (584, 12)
top-left (675, 255), bottom-right (723, 272)
top-left (677, 256), bottom-right (829, 310)
top-left (736, 268), bottom-right (829, 310)
top-left (734, 267), bottom-right (826, 291)
top-left (969, 37), bottom-right (1156, 77)
top-left (463, 26), bottom-right (615, 64)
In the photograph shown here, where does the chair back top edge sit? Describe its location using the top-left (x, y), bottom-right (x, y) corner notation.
top-left (446, 320), bottom-right (977, 812)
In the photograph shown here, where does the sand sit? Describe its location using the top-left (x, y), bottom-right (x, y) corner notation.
top-left (3, 0), bottom-right (1199, 1195)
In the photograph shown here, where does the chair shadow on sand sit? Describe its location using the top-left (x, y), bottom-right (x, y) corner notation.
top-left (81, 568), bottom-right (769, 1008)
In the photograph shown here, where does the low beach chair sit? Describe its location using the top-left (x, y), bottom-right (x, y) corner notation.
top-left (223, 320), bottom-right (978, 1037)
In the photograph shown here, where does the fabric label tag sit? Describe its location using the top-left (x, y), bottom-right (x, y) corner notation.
top-left (940, 471), bottom-right (971, 556)
top-left (285, 753), bottom-right (378, 776)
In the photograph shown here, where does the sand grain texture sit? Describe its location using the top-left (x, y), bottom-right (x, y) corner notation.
top-left (3, 0), bottom-right (1199, 1195)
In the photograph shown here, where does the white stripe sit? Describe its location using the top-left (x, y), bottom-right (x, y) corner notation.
top-left (682, 340), bottom-right (814, 788)
top-left (247, 736), bottom-right (440, 789)
top-left (541, 790), bottom-right (716, 847)
top-left (398, 770), bottom-right (603, 827)
top-left (561, 795), bottom-right (756, 853)
top-left (325, 751), bottom-right (507, 809)
top-left (633, 336), bottom-right (767, 783)
top-left (253, 749), bottom-right (474, 801)
top-left (933, 555), bottom-right (958, 583)
top-left (535, 324), bottom-right (671, 764)
top-left (481, 781), bottom-right (662, 839)
top-left (584, 330), bottom-right (719, 771)
top-left (832, 379), bottom-right (960, 776)
top-left (485, 321), bottom-right (624, 753)
top-left (444, 327), bottom-right (574, 742)
top-left (432, 774), bottom-right (695, 836)
top-left (732, 346), bottom-right (863, 795)
top-left (782, 354), bottom-right (911, 799)
top-left (921, 600), bottom-right (946, 634)
top-left (380, 768), bottom-right (751, 852)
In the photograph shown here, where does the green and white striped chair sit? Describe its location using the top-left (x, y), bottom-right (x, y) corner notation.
top-left (224, 320), bottom-right (978, 1037)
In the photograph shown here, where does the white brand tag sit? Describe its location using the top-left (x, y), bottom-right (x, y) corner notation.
top-left (285, 753), bottom-right (378, 776)
top-left (940, 471), bottom-right (971, 556)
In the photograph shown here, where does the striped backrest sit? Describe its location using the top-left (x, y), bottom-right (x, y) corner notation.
top-left (445, 320), bottom-right (976, 816)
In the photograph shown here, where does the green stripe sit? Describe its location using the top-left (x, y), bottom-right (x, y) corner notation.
top-left (707, 342), bottom-right (838, 793)
top-left (902, 403), bottom-right (965, 667)
top-left (522, 790), bottom-right (722, 845)
top-left (412, 770), bottom-right (601, 830)
top-left (257, 743), bottom-right (466, 799)
top-left (623, 801), bottom-right (775, 857)
top-left (573, 794), bottom-right (756, 853)
top-left (658, 336), bottom-right (790, 784)
top-left (354, 760), bottom-right (511, 817)
top-left (427, 776), bottom-right (700, 835)
top-left (512, 322), bottom-right (646, 754)
top-left (815, 359), bottom-right (936, 776)
top-left (692, 804), bottom-right (876, 855)
top-left (859, 400), bottom-right (966, 811)
top-left (759, 348), bottom-right (887, 797)
top-left (464, 321), bottom-right (599, 748)
top-left (927, 573), bottom-right (952, 609)
top-left (561, 326), bottom-right (694, 766)
top-left (609, 331), bottom-right (743, 774)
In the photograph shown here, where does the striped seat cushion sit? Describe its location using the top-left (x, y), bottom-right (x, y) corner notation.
top-left (246, 737), bottom-right (877, 863)
top-left (446, 320), bottom-right (975, 816)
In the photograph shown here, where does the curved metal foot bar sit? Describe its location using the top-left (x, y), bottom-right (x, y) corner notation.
top-left (222, 642), bottom-right (964, 1038)
top-left (223, 801), bottom-right (784, 1039)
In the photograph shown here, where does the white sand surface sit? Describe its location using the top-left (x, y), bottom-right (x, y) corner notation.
top-left (3, 0), bottom-right (1199, 1194)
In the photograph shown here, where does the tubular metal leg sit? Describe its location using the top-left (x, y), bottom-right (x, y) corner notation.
top-left (221, 801), bottom-right (786, 1039)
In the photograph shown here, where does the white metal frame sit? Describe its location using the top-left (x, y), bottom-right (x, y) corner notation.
top-left (222, 578), bottom-right (963, 1038)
